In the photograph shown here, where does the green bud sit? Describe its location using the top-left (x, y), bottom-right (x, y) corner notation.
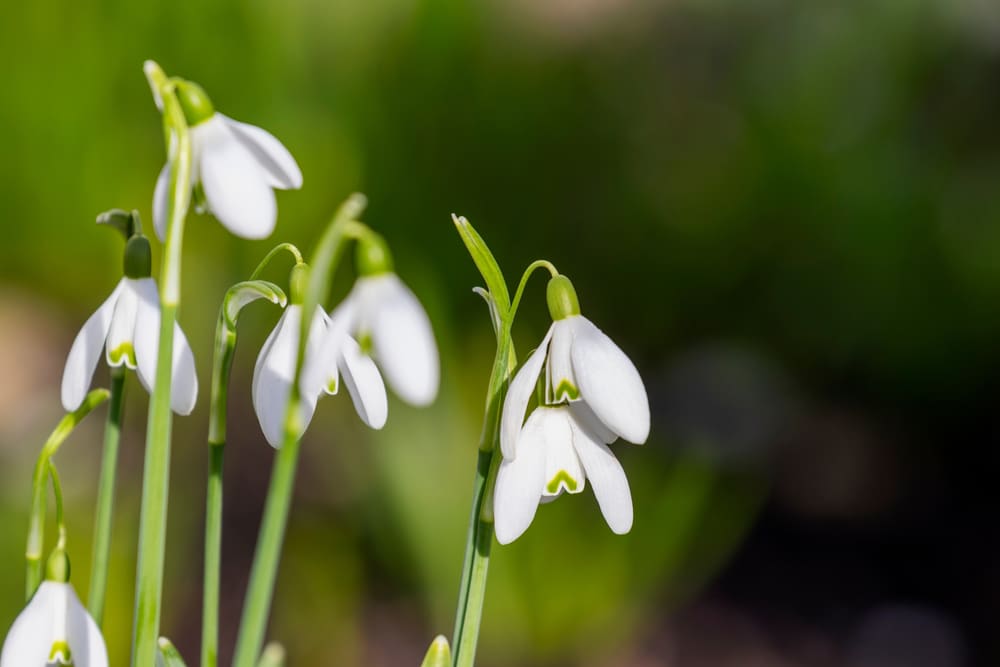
top-left (174, 79), bottom-right (215, 126)
top-left (419, 636), bottom-right (451, 667)
top-left (546, 274), bottom-right (580, 320)
top-left (356, 232), bottom-right (394, 276)
top-left (124, 235), bottom-right (153, 279)
top-left (45, 548), bottom-right (70, 583)
top-left (289, 263), bottom-right (309, 305)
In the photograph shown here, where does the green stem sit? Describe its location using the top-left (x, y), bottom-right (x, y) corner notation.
top-left (452, 333), bottom-right (515, 667)
top-left (48, 462), bottom-right (66, 551)
top-left (202, 317), bottom-right (237, 667)
top-left (89, 366), bottom-right (127, 624)
top-left (232, 197), bottom-right (367, 667)
top-left (133, 60), bottom-right (192, 667)
top-left (25, 389), bottom-right (109, 599)
top-left (230, 432), bottom-right (302, 667)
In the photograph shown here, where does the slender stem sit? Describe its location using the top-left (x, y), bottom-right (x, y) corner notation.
top-left (89, 366), bottom-right (127, 625)
top-left (232, 198), bottom-right (367, 667)
top-left (230, 432), bottom-right (302, 667)
top-left (25, 389), bottom-right (110, 599)
top-left (452, 333), bottom-right (515, 667)
top-left (48, 462), bottom-right (66, 551)
top-left (202, 318), bottom-right (237, 667)
top-left (248, 243), bottom-right (304, 281)
top-left (509, 260), bottom-right (558, 324)
top-left (133, 60), bottom-right (192, 667)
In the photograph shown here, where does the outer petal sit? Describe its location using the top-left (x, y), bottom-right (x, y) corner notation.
top-left (64, 583), bottom-right (109, 667)
top-left (253, 307), bottom-right (300, 447)
top-left (366, 275), bottom-right (439, 406)
top-left (339, 335), bottom-right (388, 429)
top-left (570, 316), bottom-right (650, 444)
top-left (152, 162), bottom-right (170, 242)
top-left (221, 115), bottom-right (303, 189)
top-left (61, 281), bottom-right (122, 411)
top-left (132, 279), bottom-right (199, 415)
top-left (194, 115), bottom-right (277, 239)
top-left (499, 326), bottom-right (553, 460)
top-left (0, 582), bottom-right (108, 667)
top-left (571, 417), bottom-right (633, 534)
top-left (494, 409), bottom-right (553, 545)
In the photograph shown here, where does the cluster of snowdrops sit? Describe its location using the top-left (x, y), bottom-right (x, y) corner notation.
top-left (0, 61), bottom-right (650, 667)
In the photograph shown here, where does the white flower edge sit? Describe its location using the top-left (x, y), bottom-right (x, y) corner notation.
top-left (61, 278), bottom-right (198, 415)
top-left (0, 581), bottom-right (108, 667)
top-left (153, 113), bottom-right (302, 242)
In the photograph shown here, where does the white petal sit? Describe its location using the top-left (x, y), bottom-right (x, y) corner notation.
top-left (61, 281), bottom-right (122, 411)
top-left (301, 303), bottom-right (355, 399)
top-left (364, 275), bottom-right (439, 406)
top-left (545, 318), bottom-right (578, 403)
top-left (571, 417), bottom-right (633, 535)
top-left (499, 326), bottom-right (553, 460)
top-left (541, 411), bottom-right (586, 498)
top-left (569, 401), bottom-right (617, 445)
top-left (194, 115), bottom-right (277, 239)
top-left (338, 335), bottom-right (388, 429)
top-left (106, 280), bottom-right (140, 369)
top-left (152, 162), bottom-right (170, 242)
top-left (222, 115), bottom-right (303, 189)
top-left (252, 306), bottom-right (320, 448)
top-left (131, 279), bottom-right (199, 415)
top-left (0, 582), bottom-right (108, 667)
top-left (570, 316), bottom-right (650, 444)
top-left (493, 409), bottom-right (553, 545)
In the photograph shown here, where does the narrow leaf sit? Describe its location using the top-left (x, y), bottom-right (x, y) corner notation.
top-left (157, 637), bottom-right (188, 667)
top-left (452, 214), bottom-right (510, 316)
top-left (419, 635), bottom-right (451, 667)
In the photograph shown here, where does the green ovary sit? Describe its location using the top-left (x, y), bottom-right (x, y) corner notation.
top-left (546, 470), bottom-right (579, 494)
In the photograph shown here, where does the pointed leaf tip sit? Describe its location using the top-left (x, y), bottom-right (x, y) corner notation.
top-left (419, 635), bottom-right (451, 667)
top-left (257, 642), bottom-right (287, 667)
top-left (156, 637), bottom-right (188, 667)
top-left (452, 213), bottom-right (510, 316)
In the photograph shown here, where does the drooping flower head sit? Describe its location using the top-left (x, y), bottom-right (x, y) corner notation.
top-left (61, 232), bottom-right (198, 415)
top-left (494, 274), bottom-right (649, 544)
top-left (151, 73), bottom-right (302, 241)
top-left (1, 551), bottom-right (108, 667)
top-left (253, 265), bottom-right (388, 448)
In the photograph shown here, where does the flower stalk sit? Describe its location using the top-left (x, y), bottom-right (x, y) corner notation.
top-left (88, 365), bottom-right (127, 625)
top-left (132, 60), bottom-right (193, 667)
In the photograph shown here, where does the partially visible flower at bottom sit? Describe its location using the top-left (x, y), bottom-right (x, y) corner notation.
top-left (253, 304), bottom-right (388, 448)
top-left (0, 581), bottom-right (108, 667)
top-left (61, 277), bottom-right (198, 415)
top-left (493, 403), bottom-right (633, 545)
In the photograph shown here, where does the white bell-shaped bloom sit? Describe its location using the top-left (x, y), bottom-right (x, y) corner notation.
top-left (0, 581), bottom-right (108, 667)
top-left (153, 113), bottom-right (302, 241)
top-left (494, 404), bottom-right (633, 544)
top-left (500, 314), bottom-right (649, 460)
top-left (253, 305), bottom-right (388, 448)
top-left (61, 277), bottom-right (198, 415)
top-left (330, 273), bottom-right (439, 406)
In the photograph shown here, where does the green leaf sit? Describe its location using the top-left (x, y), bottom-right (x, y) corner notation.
top-left (257, 642), bottom-right (286, 667)
top-left (452, 214), bottom-right (510, 318)
top-left (156, 638), bottom-right (188, 667)
top-left (419, 635), bottom-right (451, 667)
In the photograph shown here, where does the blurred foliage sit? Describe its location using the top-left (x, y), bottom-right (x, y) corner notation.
top-left (0, 0), bottom-right (998, 664)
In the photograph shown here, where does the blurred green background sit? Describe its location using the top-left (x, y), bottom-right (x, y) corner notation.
top-left (0, 0), bottom-right (997, 665)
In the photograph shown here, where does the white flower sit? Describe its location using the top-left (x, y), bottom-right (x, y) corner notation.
top-left (153, 113), bottom-right (302, 241)
top-left (330, 273), bottom-right (439, 406)
top-left (494, 404), bottom-right (633, 544)
top-left (253, 304), bottom-right (388, 448)
top-left (0, 581), bottom-right (108, 667)
top-left (494, 275), bottom-right (649, 543)
top-left (61, 277), bottom-right (198, 415)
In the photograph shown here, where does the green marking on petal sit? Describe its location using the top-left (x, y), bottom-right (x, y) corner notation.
top-left (48, 640), bottom-right (73, 665)
top-left (326, 376), bottom-right (339, 394)
top-left (108, 343), bottom-right (136, 368)
top-left (553, 379), bottom-right (579, 402)
top-left (358, 332), bottom-right (373, 355)
top-left (546, 470), bottom-right (579, 494)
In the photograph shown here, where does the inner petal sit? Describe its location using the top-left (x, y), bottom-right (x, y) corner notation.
top-left (542, 419), bottom-right (586, 497)
top-left (106, 284), bottom-right (139, 369)
top-left (546, 318), bottom-right (579, 404)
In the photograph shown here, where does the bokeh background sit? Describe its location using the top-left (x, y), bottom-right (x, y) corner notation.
top-left (0, 0), bottom-right (997, 665)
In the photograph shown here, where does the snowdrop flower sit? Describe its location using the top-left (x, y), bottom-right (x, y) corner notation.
top-left (253, 302), bottom-right (388, 448)
top-left (494, 274), bottom-right (649, 544)
top-left (152, 77), bottom-right (302, 241)
top-left (324, 235), bottom-right (439, 406)
top-left (61, 236), bottom-right (198, 415)
top-left (1, 555), bottom-right (108, 667)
